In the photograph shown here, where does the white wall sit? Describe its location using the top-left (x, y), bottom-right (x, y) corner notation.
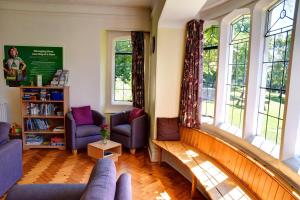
top-left (155, 28), bottom-right (185, 119)
top-left (0, 1), bottom-right (150, 123)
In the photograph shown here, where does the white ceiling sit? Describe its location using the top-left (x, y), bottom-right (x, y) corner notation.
top-left (0, 0), bottom-right (158, 8)
top-left (202, 0), bottom-right (231, 10)
top-left (159, 0), bottom-right (208, 28)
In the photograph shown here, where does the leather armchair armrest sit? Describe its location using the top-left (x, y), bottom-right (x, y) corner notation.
top-left (131, 114), bottom-right (148, 148)
top-left (110, 111), bottom-right (130, 129)
top-left (66, 112), bottom-right (77, 150)
top-left (91, 110), bottom-right (106, 126)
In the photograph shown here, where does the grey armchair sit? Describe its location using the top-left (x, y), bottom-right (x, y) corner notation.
top-left (66, 110), bottom-right (106, 154)
top-left (110, 111), bottom-right (148, 154)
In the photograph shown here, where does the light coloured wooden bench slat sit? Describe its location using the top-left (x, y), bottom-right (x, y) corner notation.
top-left (154, 140), bottom-right (255, 199)
top-left (154, 127), bottom-right (300, 200)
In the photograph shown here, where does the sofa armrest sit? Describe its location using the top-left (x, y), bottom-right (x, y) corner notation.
top-left (0, 122), bottom-right (10, 144)
top-left (66, 112), bottom-right (77, 151)
top-left (6, 184), bottom-right (86, 200)
top-left (131, 114), bottom-right (148, 148)
top-left (0, 140), bottom-right (22, 196)
top-left (110, 111), bottom-right (130, 129)
top-left (115, 173), bottom-right (132, 200)
top-left (92, 110), bottom-right (106, 126)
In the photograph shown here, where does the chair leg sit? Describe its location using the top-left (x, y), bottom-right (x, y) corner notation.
top-left (130, 149), bottom-right (136, 155)
top-left (72, 149), bottom-right (78, 155)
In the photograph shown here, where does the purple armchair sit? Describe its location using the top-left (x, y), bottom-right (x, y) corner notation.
top-left (66, 110), bottom-right (106, 154)
top-left (0, 122), bottom-right (22, 197)
top-left (110, 111), bottom-right (148, 154)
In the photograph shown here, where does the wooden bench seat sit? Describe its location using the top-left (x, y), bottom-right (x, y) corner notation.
top-left (153, 127), bottom-right (300, 200)
top-left (153, 140), bottom-right (254, 200)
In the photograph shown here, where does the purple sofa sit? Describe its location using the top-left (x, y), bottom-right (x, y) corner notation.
top-left (110, 111), bottom-right (148, 154)
top-left (6, 158), bottom-right (132, 200)
top-left (66, 110), bottom-right (105, 153)
top-left (0, 122), bottom-right (22, 197)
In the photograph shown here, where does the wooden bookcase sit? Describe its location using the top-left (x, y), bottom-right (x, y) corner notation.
top-left (20, 86), bottom-right (69, 150)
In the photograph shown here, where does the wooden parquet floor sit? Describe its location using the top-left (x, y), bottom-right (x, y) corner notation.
top-left (5, 148), bottom-right (203, 200)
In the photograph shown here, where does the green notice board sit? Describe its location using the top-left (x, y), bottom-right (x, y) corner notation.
top-left (4, 45), bottom-right (63, 86)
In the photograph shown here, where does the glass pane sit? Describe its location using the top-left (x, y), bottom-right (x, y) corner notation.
top-left (202, 26), bottom-right (219, 120)
top-left (266, 0), bottom-right (296, 36)
top-left (115, 39), bottom-right (132, 53)
top-left (225, 14), bottom-right (250, 132)
top-left (204, 26), bottom-right (219, 47)
top-left (123, 90), bottom-right (132, 101)
top-left (257, 0), bottom-right (296, 146)
top-left (114, 90), bottom-right (124, 101)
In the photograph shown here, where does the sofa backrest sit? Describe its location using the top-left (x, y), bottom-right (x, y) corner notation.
top-left (80, 158), bottom-right (116, 200)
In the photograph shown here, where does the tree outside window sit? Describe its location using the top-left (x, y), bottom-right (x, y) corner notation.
top-left (114, 39), bottom-right (133, 102)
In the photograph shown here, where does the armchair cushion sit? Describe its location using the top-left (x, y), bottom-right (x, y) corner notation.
top-left (0, 122), bottom-right (10, 145)
top-left (157, 117), bottom-right (180, 141)
top-left (76, 125), bottom-right (100, 138)
top-left (128, 108), bottom-right (144, 123)
top-left (111, 124), bottom-right (131, 137)
top-left (71, 106), bottom-right (93, 126)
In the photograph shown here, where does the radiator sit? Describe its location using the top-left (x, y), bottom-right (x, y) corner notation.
top-left (0, 103), bottom-right (8, 122)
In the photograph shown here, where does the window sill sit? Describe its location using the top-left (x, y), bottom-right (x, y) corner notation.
top-left (111, 101), bottom-right (133, 106)
top-left (249, 135), bottom-right (280, 159)
top-left (218, 123), bottom-right (242, 138)
top-left (284, 156), bottom-right (300, 175)
top-left (200, 123), bottom-right (300, 191)
top-left (201, 116), bottom-right (214, 124)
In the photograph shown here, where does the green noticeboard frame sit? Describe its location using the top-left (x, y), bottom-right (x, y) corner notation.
top-left (4, 45), bottom-right (63, 86)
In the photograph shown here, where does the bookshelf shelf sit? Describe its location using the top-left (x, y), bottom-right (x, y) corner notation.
top-left (25, 145), bottom-right (65, 150)
top-left (24, 115), bottom-right (64, 119)
top-left (24, 130), bottom-right (65, 134)
top-left (20, 86), bottom-right (69, 150)
top-left (22, 100), bottom-right (64, 103)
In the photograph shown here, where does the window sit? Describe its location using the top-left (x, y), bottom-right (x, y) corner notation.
top-left (113, 38), bottom-right (133, 103)
top-left (225, 14), bottom-right (251, 135)
top-left (257, 0), bottom-right (296, 144)
top-left (202, 26), bottom-right (219, 124)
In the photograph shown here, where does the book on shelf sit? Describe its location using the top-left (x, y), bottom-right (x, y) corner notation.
top-left (26, 119), bottom-right (49, 131)
top-left (26, 135), bottom-right (44, 145)
top-left (53, 126), bottom-right (64, 132)
top-left (26, 103), bottom-right (58, 116)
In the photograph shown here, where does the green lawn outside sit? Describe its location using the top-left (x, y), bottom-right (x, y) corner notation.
top-left (202, 88), bottom-right (284, 144)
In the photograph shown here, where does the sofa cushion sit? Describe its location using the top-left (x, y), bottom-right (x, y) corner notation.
top-left (76, 125), bottom-right (100, 138)
top-left (157, 117), bottom-right (180, 141)
top-left (128, 108), bottom-right (144, 123)
top-left (0, 122), bottom-right (10, 145)
top-left (115, 173), bottom-right (131, 200)
top-left (111, 124), bottom-right (131, 137)
top-left (6, 184), bottom-right (86, 200)
top-left (71, 106), bottom-right (93, 126)
top-left (80, 158), bottom-right (116, 200)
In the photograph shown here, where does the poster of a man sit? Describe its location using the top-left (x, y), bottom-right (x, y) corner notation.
top-left (3, 47), bottom-right (27, 87)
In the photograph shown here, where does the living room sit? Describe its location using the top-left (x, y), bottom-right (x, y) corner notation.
top-left (1, 0), bottom-right (300, 199)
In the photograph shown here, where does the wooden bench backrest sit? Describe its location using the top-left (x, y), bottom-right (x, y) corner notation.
top-left (179, 127), bottom-right (299, 200)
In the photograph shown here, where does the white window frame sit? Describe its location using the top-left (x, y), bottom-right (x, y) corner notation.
top-left (105, 31), bottom-right (133, 113)
top-left (215, 8), bottom-right (251, 138)
top-left (111, 35), bottom-right (133, 106)
top-left (201, 21), bottom-right (220, 125)
top-left (201, 0), bottom-right (300, 178)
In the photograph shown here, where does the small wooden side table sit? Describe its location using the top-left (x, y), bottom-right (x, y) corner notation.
top-left (87, 140), bottom-right (122, 162)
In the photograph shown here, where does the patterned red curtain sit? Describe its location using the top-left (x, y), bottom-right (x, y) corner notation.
top-left (179, 20), bottom-right (204, 128)
top-left (131, 31), bottom-right (145, 109)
